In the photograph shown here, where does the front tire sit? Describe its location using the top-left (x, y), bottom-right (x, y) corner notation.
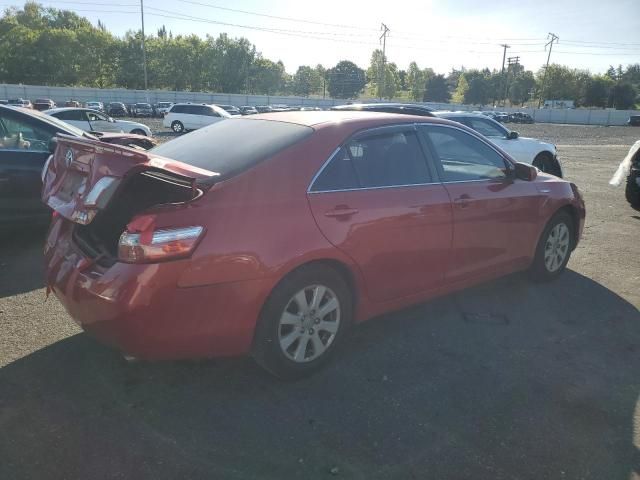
top-left (529, 211), bottom-right (574, 282)
top-left (130, 128), bottom-right (146, 136)
top-left (533, 152), bottom-right (561, 177)
top-left (252, 265), bottom-right (352, 379)
top-left (625, 172), bottom-right (640, 207)
top-left (171, 120), bottom-right (184, 133)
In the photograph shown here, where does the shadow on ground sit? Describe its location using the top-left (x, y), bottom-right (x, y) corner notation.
top-left (1, 270), bottom-right (639, 479)
top-left (0, 227), bottom-right (47, 298)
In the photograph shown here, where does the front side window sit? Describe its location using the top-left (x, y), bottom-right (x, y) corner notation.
top-left (200, 106), bottom-right (220, 117)
top-left (86, 111), bottom-right (108, 122)
top-left (465, 117), bottom-right (508, 138)
top-left (311, 130), bottom-right (431, 191)
top-left (0, 113), bottom-right (53, 152)
top-left (420, 125), bottom-right (508, 182)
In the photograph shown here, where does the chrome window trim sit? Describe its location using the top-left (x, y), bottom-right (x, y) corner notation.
top-left (310, 181), bottom-right (442, 195)
top-left (307, 122), bottom-right (514, 195)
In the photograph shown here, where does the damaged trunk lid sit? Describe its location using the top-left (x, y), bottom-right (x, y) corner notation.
top-left (42, 134), bottom-right (218, 225)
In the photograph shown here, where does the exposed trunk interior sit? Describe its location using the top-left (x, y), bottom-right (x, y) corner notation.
top-left (73, 170), bottom-right (199, 266)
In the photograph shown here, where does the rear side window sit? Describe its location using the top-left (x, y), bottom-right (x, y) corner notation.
top-left (150, 118), bottom-right (313, 181)
top-left (170, 105), bottom-right (185, 113)
top-left (420, 125), bottom-right (508, 182)
top-left (311, 147), bottom-right (359, 192)
top-left (310, 130), bottom-right (431, 191)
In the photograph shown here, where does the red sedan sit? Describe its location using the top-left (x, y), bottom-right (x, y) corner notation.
top-left (42, 111), bottom-right (585, 378)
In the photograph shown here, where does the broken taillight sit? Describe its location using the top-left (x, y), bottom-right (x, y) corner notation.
top-left (118, 226), bottom-right (204, 263)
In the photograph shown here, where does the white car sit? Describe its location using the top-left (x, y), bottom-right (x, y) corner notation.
top-left (434, 112), bottom-right (563, 177)
top-left (86, 101), bottom-right (104, 112)
top-left (156, 101), bottom-right (174, 116)
top-left (45, 107), bottom-right (152, 136)
top-left (163, 103), bottom-right (230, 133)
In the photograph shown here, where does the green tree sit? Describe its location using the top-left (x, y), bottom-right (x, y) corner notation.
top-left (424, 74), bottom-right (450, 102)
top-left (581, 75), bottom-right (612, 107)
top-left (611, 83), bottom-right (637, 109)
top-left (292, 65), bottom-right (323, 96)
top-left (327, 60), bottom-right (366, 99)
top-left (508, 71), bottom-right (536, 106)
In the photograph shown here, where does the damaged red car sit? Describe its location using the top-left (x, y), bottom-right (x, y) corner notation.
top-left (42, 111), bottom-right (585, 378)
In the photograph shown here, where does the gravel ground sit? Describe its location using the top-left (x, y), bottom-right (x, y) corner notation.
top-left (0, 123), bottom-right (639, 480)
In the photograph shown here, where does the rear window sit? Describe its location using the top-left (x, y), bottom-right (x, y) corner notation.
top-left (150, 118), bottom-right (313, 181)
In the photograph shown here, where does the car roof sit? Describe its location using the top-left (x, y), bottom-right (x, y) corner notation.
top-left (242, 110), bottom-right (454, 129)
top-left (332, 102), bottom-right (432, 110)
top-left (433, 111), bottom-right (487, 118)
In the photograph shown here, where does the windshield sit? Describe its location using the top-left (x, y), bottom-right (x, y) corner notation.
top-left (150, 118), bottom-right (312, 181)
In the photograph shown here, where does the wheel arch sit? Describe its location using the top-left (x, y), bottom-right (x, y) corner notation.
top-left (533, 150), bottom-right (562, 177)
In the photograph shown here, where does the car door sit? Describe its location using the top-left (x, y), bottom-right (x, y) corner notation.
top-left (85, 110), bottom-right (120, 133)
top-left (419, 124), bottom-right (543, 283)
top-left (0, 109), bottom-right (55, 226)
top-left (308, 125), bottom-right (453, 302)
top-left (52, 110), bottom-right (92, 132)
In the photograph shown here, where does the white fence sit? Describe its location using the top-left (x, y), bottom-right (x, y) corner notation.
top-left (1, 83), bottom-right (637, 126)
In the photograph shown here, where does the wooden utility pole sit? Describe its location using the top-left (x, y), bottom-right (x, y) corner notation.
top-left (504, 56), bottom-right (520, 106)
top-left (499, 43), bottom-right (510, 106)
top-left (379, 23), bottom-right (390, 100)
top-left (538, 32), bottom-right (559, 108)
top-left (140, 0), bottom-right (148, 96)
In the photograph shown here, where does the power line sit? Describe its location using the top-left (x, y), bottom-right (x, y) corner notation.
top-left (175, 0), bottom-right (377, 31)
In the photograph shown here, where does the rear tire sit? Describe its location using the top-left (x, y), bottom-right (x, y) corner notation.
top-left (252, 265), bottom-right (352, 379)
top-left (529, 211), bottom-right (574, 282)
top-left (131, 128), bottom-right (146, 136)
top-left (171, 120), bottom-right (184, 133)
top-left (625, 172), bottom-right (640, 207)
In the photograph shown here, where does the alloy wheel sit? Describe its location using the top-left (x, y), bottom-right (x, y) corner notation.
top-left (544, 222), bottom-right (570, 272)
top-left (277, 285), bottom-right (340, 363)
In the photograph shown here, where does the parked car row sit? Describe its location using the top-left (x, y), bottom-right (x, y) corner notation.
top-left (481, 111), bottom-right (534, 124)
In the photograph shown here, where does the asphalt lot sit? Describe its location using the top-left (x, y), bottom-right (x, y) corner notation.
top-left (1, 123), bottom-right (639, 480)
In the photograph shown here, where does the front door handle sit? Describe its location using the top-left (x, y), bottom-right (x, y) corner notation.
top-left (325, 205), bottom-right (359, 218)
top-left (453, 194), bottom-right (471, 209)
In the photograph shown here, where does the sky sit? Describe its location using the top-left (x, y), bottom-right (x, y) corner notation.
top-left (18, 0), bottom-right (640, 74)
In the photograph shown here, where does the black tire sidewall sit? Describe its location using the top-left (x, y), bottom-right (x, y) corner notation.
top-left (252, 265), bottom-right (352, 379)
top-left (534, 152), bottom-right (555, 175)
top-left (530, 212), bottom-right (574, 282)
top-left (131, 129), bottom-right (146, 136)
top-left (625, 172), bottom-right (640, 207)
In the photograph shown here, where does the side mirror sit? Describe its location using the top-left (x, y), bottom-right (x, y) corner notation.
top-left (508, 131), bottom-right (519, 140)
top-left (514, 162), bottom-right (537, 181)
top-left (48, 136), bottom-right (58, 154)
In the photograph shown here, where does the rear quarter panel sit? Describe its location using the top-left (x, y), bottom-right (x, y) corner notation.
top-left (171, 126), bottom-right (368, 297)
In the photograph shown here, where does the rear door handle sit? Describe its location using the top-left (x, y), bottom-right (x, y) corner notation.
top-left (453, 194), bottom-right (471, 208)
top-left (324, 205), bottom-right (359, 218)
